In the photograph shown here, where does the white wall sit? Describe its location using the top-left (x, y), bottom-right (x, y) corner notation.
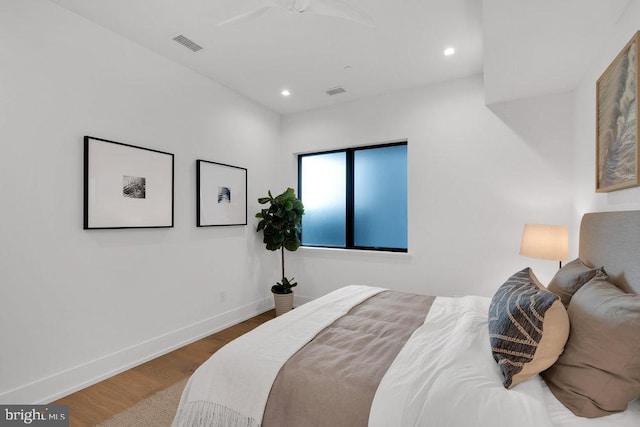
top-left (0, 0), bottom-right (281, 403)
top-left (281, 76), bottom-right (575, 300)
top-left (572, 0), bottom-right (640, 223)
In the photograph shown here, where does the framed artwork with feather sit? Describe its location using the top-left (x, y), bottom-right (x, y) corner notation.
top-left (596, 31), bottom-right (640, 192)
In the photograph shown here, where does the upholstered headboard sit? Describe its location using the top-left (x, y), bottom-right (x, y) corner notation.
top-left (579, 210), bottom-right (640, 294)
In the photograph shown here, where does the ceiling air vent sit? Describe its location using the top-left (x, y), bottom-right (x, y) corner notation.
top-left (326, 87), bottom-right (346, 96)
top-left (172, 35), bottom-right (203, 52)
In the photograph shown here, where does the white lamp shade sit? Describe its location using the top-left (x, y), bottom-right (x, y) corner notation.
top-left (519, 224), bottom-right (569, 261)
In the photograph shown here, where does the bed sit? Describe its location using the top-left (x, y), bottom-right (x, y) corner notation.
top-left (172, 211), bottom-right (640, 426)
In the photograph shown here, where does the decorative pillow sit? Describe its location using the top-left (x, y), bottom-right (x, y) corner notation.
top-left (488, 268), bottom-right (570, 389)
top-left (547, 258), bottom-right (601, 308)
top-left (542, 271), bottom-right (640, 418)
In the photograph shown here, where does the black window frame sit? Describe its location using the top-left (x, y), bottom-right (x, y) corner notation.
top-left (297, 141), bottom-right (408, 253)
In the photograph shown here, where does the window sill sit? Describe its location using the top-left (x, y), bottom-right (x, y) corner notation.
top-left (297, 246), bottom-right (412, 259)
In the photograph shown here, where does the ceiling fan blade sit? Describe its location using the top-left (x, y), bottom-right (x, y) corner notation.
top-left (301, 0), bottom-right (374, 27)
top-left (217, 5), bottom-right (273, 26)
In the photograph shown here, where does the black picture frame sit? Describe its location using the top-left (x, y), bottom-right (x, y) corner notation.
top-left (84, 136), bottom-right (174, 229)
top-left (196, 160), bottom-right (247, 227)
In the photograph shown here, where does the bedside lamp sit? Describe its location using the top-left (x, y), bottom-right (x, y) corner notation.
top-left (519, 224), bottom-right (569, 269)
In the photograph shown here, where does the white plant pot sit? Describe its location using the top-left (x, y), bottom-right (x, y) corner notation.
top-left (273, 292), bottom-right (294, 316)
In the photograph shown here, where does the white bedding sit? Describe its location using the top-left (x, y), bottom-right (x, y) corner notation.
top-left (370, 295), bottom-right (554, 427)
top-left (173, 287), bottom-right (640, 427)
top-left (370, 294), bottom-right (640, 427)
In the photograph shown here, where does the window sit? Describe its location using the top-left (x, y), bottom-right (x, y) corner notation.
top-left (298, 142), bottom-right (407, 252)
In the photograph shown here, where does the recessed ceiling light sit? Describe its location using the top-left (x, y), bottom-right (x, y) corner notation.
top-left (444, 47), bottom-right (455, 56)
top-left (281, 89), bottom-right (291, 97)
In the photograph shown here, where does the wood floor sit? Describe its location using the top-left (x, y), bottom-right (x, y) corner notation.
top-left (54, 310), bottom-right (276, 427)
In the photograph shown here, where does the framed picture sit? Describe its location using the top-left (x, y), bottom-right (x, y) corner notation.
top-left (84, 136), bottom-right (174, 229)
top-left (596, 31), bottom-right (640, 192)
top-left (197, 160), bottom-right (247, 226)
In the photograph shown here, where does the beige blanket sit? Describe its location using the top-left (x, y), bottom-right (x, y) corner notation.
top-left (262, 290), bottom-right (435, 427)
top-left (172, 286), bottom-right (386, 427)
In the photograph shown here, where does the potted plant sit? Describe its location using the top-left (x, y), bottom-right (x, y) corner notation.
top-left (256, 188), bottom-right (305, 316)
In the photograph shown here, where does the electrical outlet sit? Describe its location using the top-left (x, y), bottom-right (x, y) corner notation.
top-left (219, 290), bottom-right (226, 303)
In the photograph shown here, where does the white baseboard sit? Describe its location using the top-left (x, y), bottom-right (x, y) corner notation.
top-left (0, 297), bottom-right (274, 404)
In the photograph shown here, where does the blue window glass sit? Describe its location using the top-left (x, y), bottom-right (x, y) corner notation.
top-left (354, 145), bottom-right (407, 249)
top-left (298, 142), bottom-right (407, 252)
top-left (300, 152), bottom-right (346, 247)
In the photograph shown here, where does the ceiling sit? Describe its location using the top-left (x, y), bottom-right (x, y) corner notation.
top-left (49, 0), bottom-right (630, 115)
top-left (483, 0), bottom-right (630, 105)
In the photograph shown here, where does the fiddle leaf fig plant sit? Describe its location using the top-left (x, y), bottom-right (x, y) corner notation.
top-left (256, 188), bottom-right (305, 294)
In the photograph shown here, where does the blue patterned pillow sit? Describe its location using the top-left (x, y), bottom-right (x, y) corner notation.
top-left (489, 268), bottom-right (570, 389)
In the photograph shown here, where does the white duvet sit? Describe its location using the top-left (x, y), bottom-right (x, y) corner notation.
top-left (370, 295), bottom-right (553, 427)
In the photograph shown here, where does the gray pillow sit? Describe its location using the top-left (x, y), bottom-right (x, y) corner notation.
top-left (542, 271), bottom-right (640, 418)
top-left (547, 258), bottom-right (601, 308)
top-left (489, 268), bottom-right (569, 389)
